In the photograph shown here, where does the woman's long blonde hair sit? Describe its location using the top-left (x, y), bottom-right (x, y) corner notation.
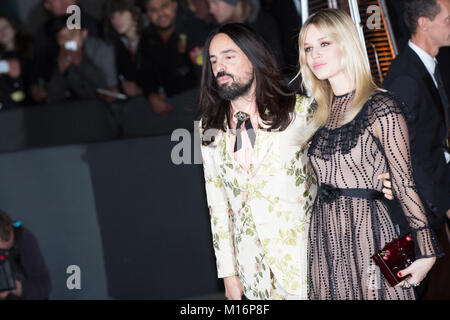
top-left (296, 8), bottom-right (382, 146)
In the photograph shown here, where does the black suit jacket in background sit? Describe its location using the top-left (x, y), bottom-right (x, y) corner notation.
top-left (383, 45), bottom-right (450, 231)
top-left (385, 0), bottom-right (450, 95)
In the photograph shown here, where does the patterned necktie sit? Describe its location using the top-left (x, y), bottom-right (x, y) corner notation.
top-left (434, 64), bottom-right (450, 150)
top-left (234, 111), bottom-right (256, 152)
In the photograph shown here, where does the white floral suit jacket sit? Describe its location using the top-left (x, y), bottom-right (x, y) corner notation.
top-left (200, 95), bottom-right (317, 299)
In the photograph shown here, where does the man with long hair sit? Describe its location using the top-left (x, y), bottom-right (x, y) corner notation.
top-left (198, 22), bottom-right (316, 300)
top-left (198, 22), bottom-right (395, 300)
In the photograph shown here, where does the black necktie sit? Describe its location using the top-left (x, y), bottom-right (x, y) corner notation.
top-left (434, 64), bottom-right (450, 150)
top-left (233, 111), bottom-right (256, 152)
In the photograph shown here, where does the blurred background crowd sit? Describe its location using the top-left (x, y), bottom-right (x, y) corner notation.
top-left (0, 0), bottom-right (302, 114)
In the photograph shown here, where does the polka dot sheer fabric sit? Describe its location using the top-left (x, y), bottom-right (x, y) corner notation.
top-left (307, 91), bottom-right (442, 300)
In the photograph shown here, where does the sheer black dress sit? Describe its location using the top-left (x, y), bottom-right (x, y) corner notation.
top-left (307, 91), bottom-right (443, 300)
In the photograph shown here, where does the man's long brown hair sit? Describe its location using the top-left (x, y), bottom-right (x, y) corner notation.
top-left (197, 23), bottom-right (296, 145)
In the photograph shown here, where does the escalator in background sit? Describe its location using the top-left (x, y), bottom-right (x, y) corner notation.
top-left (357, 0), bottom-right (398, 85)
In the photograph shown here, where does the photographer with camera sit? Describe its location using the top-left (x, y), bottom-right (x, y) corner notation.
top-left (46, 14), bottom-right (118, 104)
top-left (29, 0), bottom-right (101, 104)
top-left (0, 209), bottom-right (51, 300)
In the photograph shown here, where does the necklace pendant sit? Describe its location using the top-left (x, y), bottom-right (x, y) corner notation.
top-left (235, 111), bottom-right (250, 122)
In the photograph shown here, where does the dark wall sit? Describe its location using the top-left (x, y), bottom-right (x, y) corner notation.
top-left (0, 89), bottom-right (198, 155)
top-left (84, 135), bottom-right (221, 299)
top-left (0, 144), bottom-right (109, 299)
top-left (0, 134), bottom-right (222, 299)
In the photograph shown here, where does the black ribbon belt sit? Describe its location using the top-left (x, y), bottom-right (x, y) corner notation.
top-left (318, 183), bottom-right (384, 203)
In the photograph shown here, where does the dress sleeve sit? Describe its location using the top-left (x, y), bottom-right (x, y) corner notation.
top-left (199, 123), bottom-right (238, 278)
top-left (370, 93), bottom-right (443, 259)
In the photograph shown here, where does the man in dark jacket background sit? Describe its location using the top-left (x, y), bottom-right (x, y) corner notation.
top-left (383, 0), bottom-right (450, 228)
top-left (383, 0), bottom-right (450, 299)
top-left (46, 14), bottom-right (117, 104)
top-left (139, 0), bottom-right (210, 115)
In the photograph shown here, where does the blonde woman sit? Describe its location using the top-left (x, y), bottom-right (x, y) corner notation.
top-left (297, 9), bottom-right (443, 300)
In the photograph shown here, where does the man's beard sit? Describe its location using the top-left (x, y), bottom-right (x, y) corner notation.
top-left (215, 71), bottom-right (255, 101)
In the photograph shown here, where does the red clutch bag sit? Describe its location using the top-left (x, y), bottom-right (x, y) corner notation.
top-left (372, 233), bottom-right (415, 287)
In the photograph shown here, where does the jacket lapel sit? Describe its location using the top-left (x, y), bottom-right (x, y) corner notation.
top-left (406, 47), bottom-right (447, 122)
top-left (250, 121), bottom-right (276, 174)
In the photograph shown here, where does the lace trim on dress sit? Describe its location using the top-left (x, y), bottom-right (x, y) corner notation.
top-left (307, 92), bottom-right (410, 160)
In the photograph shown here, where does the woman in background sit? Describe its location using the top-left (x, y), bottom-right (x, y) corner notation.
top-left (103, 0), bottom-right (145, 97)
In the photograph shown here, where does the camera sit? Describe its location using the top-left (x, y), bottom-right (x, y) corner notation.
top-left (64, 40), bottom-right (78, 51)
top-left (0, 249), bottom-right (16, 294)
top-left (0, 60), bottom-right (10, 74)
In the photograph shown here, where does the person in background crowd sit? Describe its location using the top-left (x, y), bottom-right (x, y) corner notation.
top-left (104, 0), bottom-right (145, 98)
top-left (139, 0), bottom-right (210, 115)
top-left (180, 0), bottom-right (213, 24)
top-left (46, 14), bottom-right (117, 104)
top-left (29, 0), bottom-right (100, 104)
top-left (206, 0), bottom-right (285, 76)
top-left (0, 209), bottom-right (51, 300)
top-left (261, 0), bottom-right (301, 80)
top-left (383, 0), bottom-right (450, 299)
top-left (0, 15), bottom-right (33, 109)
top-left (385, 0), bottom-right (450, 97)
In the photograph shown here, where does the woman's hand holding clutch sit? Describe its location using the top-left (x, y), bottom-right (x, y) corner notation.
top-left (396, 256), bottom-right (437, 289)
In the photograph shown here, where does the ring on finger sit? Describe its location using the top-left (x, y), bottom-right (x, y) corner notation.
top-left (402, 279), bottom-right (412, 289)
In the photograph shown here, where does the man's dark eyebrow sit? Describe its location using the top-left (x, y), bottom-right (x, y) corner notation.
top-left (210, 49), bottom-right (238, 58)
